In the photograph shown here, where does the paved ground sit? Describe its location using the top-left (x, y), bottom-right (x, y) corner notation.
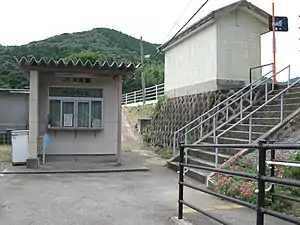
top-left (0, 110), bottom-right (296, 225)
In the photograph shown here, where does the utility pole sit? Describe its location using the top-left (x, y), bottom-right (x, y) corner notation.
top-left (272, 1), bottom-right (277, 85)
top-left (140, 36), bottom-right (146, 105)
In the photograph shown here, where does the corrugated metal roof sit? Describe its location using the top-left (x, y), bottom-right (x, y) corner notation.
top-left (15, 57), bottom-right (140, 71)
top-left (0, 88), bottom-right (29, 94)
top-left (158, 0), bottom-right (270, 51)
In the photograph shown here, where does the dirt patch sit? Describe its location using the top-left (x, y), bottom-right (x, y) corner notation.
top-left (123, 105), bottom-right (155, 129)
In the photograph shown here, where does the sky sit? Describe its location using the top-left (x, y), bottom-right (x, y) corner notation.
top-left (0, 0), bottom-right (299, 79)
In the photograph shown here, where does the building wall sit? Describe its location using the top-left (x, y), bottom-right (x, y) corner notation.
top-left (216, 9), bottom-right (269, 84)
top-left (38, 73), bottom-right (119, 157)
top-left (0, 92), bottom-right (28, 132)
top-left (164, 23), bottom-right (218, 98)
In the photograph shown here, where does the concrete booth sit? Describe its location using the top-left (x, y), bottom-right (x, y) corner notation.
top-left (15, 57), bottom-right (138, 168)
top-left (159, 0), bottom-right (271, 98)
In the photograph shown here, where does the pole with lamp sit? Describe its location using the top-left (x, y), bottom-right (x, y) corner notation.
top-left (140, 36), bottom-right (146, 105)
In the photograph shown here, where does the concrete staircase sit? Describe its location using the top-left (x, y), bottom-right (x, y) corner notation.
top-left (168, 84), bottom-right (300, 183)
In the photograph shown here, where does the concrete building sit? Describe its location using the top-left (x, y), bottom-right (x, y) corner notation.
top-left (16, 57), bottom-right (138, 168)
top-left (159, 0), bottom-right (271, 98)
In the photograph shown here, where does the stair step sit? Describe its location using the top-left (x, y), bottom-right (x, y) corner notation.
top-left (268, 91), bottom-right (300, 99)
top-left (223, 123), bottom-right (273, 133)
top-left (271, 85), bottom-right (300, 94)
top-left (205, 136), bottom-right (249, 145)
top-left (194, 142), bottom-right (242, 155)
top-left (187, 155), bottom-right (215, 168)
top-left (219, 130), bottom-right (264, 141)
top-left (239, 117), bottom-right (281, 126)
top-left (265, 96), bottom-right (300, 105)
top-left (244, 110), bottom-right (293, 118)
top-left (252, 103), bottom-right (299, 112)
top-left (167, 161), bottom-right (209, 183)
top-left (188, 148), bottom-right (232, 163)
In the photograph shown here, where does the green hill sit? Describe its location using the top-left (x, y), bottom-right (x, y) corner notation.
top-left (0, 28), bottom-right (164, 93)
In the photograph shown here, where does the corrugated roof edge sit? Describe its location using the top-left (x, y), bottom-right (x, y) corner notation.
top-left (14, 56), bottom-right (140, 71)
top-left (158, 0), bottom-right (270, 52)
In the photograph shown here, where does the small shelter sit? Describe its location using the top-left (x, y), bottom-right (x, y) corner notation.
top-left (15, 57), bottom-right (139, 168)
top-left (159, 0), bottom-right (271, 98)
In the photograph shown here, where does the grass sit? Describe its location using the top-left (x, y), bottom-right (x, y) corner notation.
top-left (0, 145), bottom-right (11, 171)
top-left (0, 145), bottom-right (11, 161)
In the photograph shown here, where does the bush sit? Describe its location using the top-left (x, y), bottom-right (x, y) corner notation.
top-left (212, 153), bottom-right (300, 215)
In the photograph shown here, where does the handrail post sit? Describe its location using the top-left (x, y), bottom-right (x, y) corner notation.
top-left (178, 142), bottom-right (185, 220)
top-left (213, 115), bottom-right (218, 168)
top-left (265, 82), bottom-right (268, 103)
top-left (249, 114), bottom-right (252, 144)
top-left (184, 129), bottom-right (188, 163)
top-left (287, 65), bottom-right (291, 87)
top-left (125, 93), bottom-right (128, 105)
top-left (240, 98), bottom-right (243, 122)
top-left (215, 136), bottom-right (219, 168)
top-left (226, 100), bottom-right (229, 121)
top-left (280, 93), bottom-right (284, 123)
top-left (200, 117), bottom-right (203, 138)
top-left (269, 139), bottom-right (276, 204)
top-left (155, 85), bottom-right (158, 100)
top-left (213, 115), bottom-right (216, 142)
top-left (250, 83), bottom-right (253, 107)
top-left (249, 67), bottom-right (252, 84)
top-left (257, 140), bottom-right (266, 225)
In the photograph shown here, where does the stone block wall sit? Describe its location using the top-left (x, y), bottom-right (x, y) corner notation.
top-left (145, 86), bottom-right (264, 148)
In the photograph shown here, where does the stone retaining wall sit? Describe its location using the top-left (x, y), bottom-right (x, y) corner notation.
top-left (145, 86), bottom-right (264, 148)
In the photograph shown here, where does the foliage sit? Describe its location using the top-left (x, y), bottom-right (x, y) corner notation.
top-left (153, 95), bottom-right (166, 118)
top-left (207, 92), bottom-right (216, 109)
top-left (141, 131), bottom-right (152, 143)
top-left (154, 147), bottom-right (174, 160)
top-left (212, 153), bottom-right (300, 215)
top-left (0, 28), bottom-right (164, 93)
top-left (63, 51), bottom-right (114, 63)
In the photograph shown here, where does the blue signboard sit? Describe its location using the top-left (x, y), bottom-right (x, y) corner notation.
top-left (269, 16), bottom-right (289, 32)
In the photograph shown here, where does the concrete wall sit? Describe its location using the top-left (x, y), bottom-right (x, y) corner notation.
top-left (0, 92), bottom-right (28, 132)
top-left (164, 23), bottom-right (218, 98)
top-left (38, 73), bottom-right (119, 158)
top-left (216, 9), bottom-right (269, 84)
top-left (164, 9), bottom-right (269, 98)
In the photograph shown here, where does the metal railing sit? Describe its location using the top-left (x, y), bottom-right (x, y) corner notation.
top-left (249, 63), bottom-right (274, 83)
top-left (178, 142), bottom-right (300, 225)
top-left (122, 83), bottom-right (164, 105)
top-left (214, 65), bottom-right (294, 167)
top-left (173, 63), bottom-right (275, 156)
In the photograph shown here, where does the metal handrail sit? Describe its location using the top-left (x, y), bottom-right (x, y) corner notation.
top-left (249, 62), bottom-right (274, 83)
top-left (187, 65), bottom-right (290, 145)
top-left (184, 70), bottom-right (273, 138)
top-left (214, 65), bottom-right (294, 168)
top-left (122, 83), bottom-right (164, 105)
top-left (172, 64), bottom-right (274, 155)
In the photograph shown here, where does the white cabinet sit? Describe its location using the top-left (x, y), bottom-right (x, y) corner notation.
top-left (11, 130), bottom-right (29, 165)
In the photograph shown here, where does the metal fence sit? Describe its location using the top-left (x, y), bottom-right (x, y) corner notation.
top-left (122, 83), bottom-right (164, 105)
top-left (0, 129), bottom-right (13, 145)
top-left (178, 141), bottom-right (300, 225)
